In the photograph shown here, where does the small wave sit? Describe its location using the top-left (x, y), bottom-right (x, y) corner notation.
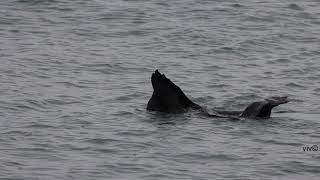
top-left (285, 82), bottom-right (305, 88)
top-left (158, 121), bottom-right (176, 125)
top-left (0, 101), bottom-right (47, 112)
top-left (95, 148), bottom-right (119, 154)
top-left (313, 88), bottom-right (320, 92)
top-left (220, 46), bottom-right (233, 51)
top-left (55, 81), bottom-right (89, 88)
top-left (25, 123), bottom-right (56, 129)
top-left (267, 58), bottom-right (291, 64)
top-left (175, 152), bottom-right (239, 161)
top-left (207, 84), bottom-right (231, 88)
top-left (2, 130), bottom-right (32, 136)
top-left (281, 69), bottom-right (304, 75)
top-left (81, 63), bottom-right (113, 68)
top-left (12, 104), bottom-right (37, 111)
top-left (112, 92), bottom-right (146, 102)
top-left (22, 71), bottom-right (51, 79)
top-left (193, 96), bottom-right (215, 103)
top-left (60, 144), bottom-right (90, 151)
top-left (243, 15), bottom-right (276, 23)
top-left (115, 130), bottom-right (151, 137)
top-left (307, 75), bottom-right (320, 81)
top-left (45, 98), bottom-right (81, 105)
top-left (25, 99), bottom-right (50, 110)
top-left (233, 94), bottom-right (261, 101)
top-left (86, 138), bottom-right (120, 145)
top-left (202, 65), bottom-right (225, 70)
top-left (111, 163), bottom-right (148, 174)
top-left (114, 96), bottom-right (131, 101)
top-left (282, 161), bottom-right (320, 174)
top-left (230, 4), bottom-right (244, 8)
top-left (142, 174), bottom-right (172, 179)
top-left (111, 111), bottom-right (135, 117)
top-left (17, 147), bottom-right (56, 153)
top-left (17, 0), bottom-right (51, 3)
top-left (105, 30), bottom-right (152, 38)
top-left (49, 6), bottom-right (74, 12)
top-left (287, 4), bottom-right (303, 11)
top-left (296, 12), bottom-right (317, 20)
top-left (5, 161), bottom-right (25, 167)
top-left (253, 139), bottom-right (303, 146)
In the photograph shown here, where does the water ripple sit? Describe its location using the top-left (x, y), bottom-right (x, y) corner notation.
top-left (0, 0), bottom-right (319, 179)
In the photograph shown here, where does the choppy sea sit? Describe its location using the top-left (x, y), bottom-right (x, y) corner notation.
top-left (0, 0), bottom-right (319, 179)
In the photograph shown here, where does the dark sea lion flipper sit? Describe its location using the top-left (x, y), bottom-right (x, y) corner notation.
top-left (240, 96), bottom-right (289, 118)
top-left (151, 69), bottom-right (161, 89)
top-left (164, 73), bottom-right (201, 109)
top-left (147, 70), bottom-right (201, 113)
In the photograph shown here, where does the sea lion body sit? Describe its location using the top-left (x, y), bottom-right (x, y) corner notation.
top-left (147, 70), bottom-right (288, 119)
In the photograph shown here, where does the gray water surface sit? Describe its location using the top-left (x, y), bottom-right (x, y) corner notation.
top-left (1, 0), bottom-right (320, 179)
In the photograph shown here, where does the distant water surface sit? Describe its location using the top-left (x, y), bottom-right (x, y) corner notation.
top-left (0, 0), bottom-right (319, 179)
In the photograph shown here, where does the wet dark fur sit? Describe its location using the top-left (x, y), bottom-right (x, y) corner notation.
top-left (147, 70), bottom-right (201, 113)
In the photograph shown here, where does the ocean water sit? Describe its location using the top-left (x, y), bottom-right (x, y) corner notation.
top-left (0, 0), bottom-right (319, 179)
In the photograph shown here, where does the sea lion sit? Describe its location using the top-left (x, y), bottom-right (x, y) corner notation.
top-left (147, 70), bottom-right (289, 119)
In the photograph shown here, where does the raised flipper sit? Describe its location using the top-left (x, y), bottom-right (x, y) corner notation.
top-left (240, 96), bottom-right (289, 118)
top-left (147, 70), bottom-right (201, 113)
